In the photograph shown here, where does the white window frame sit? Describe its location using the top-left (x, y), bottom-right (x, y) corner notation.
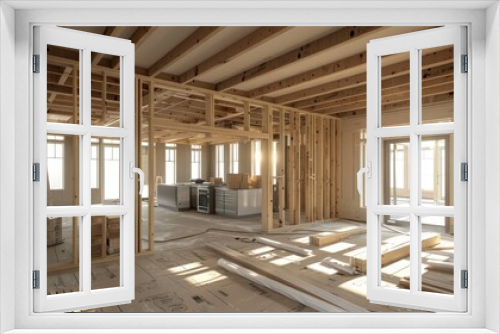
top-left (3, 2), bottom-right (498, 333)
top-left (365, 26), bottom-right (467, 312)
top-left (32, 25), bottom-right (136, 313)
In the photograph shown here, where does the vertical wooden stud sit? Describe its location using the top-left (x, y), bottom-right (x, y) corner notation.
top-left (261, 105), bottom-right (273, 232)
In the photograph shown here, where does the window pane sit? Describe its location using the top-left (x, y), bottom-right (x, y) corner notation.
top-left (91, 215), bottom-right (120, 290)
top-left (379, 215), bottom-right (411, 291)
top-left (421, 45), bottom-right (454, 124)
top-left (47, 45), bottom-right (80, 124)
top-left (381, 137), bottom-right (410, 206)
top-left (47, 134), bottom-right (80, 206)
top-left (420, 216), bottom-right (454, 295)
top-left (381, 52), bottom-right (410, 127)
top-left (47, 216), bottom-right (80, 295)
top-left (420, 135), bottom-right (453, 207)
top-left (91, 144), bottom-right (99, 189)
top-left (91, 137), bottom-right (120, 205)
top-left (91, 52), bottom-right (120, 127)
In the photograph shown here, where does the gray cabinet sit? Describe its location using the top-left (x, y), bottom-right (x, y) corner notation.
top-left (215, 188), bottom-right (261, 217)
top-left (157, 184), bottom-right (190, 211)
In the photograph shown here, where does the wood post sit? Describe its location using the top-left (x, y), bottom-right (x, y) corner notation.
top-left (293, 113), bottom-right (301, 224)
top-left (261, 105), bottom-right (273, 232)
top-left (278, 109), bottom-right (286, 226)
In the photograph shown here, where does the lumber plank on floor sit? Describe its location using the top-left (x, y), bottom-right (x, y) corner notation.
top-left (309, 228), bottom-right (365, 247)
top-left (206, 242), bottom-right (368, 312)
top-left (350, 232), bottom-right (441, 273)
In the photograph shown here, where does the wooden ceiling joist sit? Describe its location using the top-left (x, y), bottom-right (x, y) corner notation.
top-left (112, 27), bottom-right (157, 69)
top-left (147, 27), bottom-right (225, 77)
top-left (180, 26), bottom-right (293, 84)
top-left (327, 91), bottom-right (454, 116)
top-left (247, 51), bottom-right (367, 99)
top-left (91, 26), bottom-right (126, 66)
top-left (306, 75), bottom-right (454, 112)
top-left (215, 26), bottom-right (384, 92)
top-left (275, 49), bottom-right (453, 105)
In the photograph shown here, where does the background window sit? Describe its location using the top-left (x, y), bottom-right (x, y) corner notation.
top-left (191, 145), bottom-right (202, 179)
top-left (47, 135), bottom-right (65, 190)
top-left (165, 143), bottom-right (176, 184)
top-left (230, 143), bottom-right (239, 174)
top-left (215, 145), bottom-right (225, 180)
top-left (252, 140), bottom-right (261, 176)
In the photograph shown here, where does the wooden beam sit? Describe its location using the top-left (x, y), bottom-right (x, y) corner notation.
top-left (215, 26), bottom-right (384, 92)
top-left (278, 109), bottom-right (286, 226)
top-left (275, 51), bottom-right (454, 105)
top-left (112, 27), bottom-right (158, 69)
top-left (153, 118), bottom-right (269, 140)
top-left (293, 113), bottom-right (301, 224)
top-left (243, 101), bottom-right (251, 131)
top-left (309, 228), bottom-right (365, 247)
top-left (261, 105), bottom-right (274, 232)
top-left (180, 27), bottom-right (292, 83)
top-left (147, 27), bottom-right (224, 77)
top-left (92, 27), bottom-right (126, 65)
top-left (330, 91), bottom-right (454, 116)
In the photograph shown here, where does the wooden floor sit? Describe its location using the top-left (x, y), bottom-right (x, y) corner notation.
top-left (47, 206), bottom-right (454, 313)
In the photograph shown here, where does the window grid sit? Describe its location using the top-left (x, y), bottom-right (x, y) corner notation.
top-left (165, 144), bottom-right (176, 184)
top-left (215, 144), bottom-right (224, 180)
top-left (191, 145), bottom-right (202, 179)
top-left (230, 143), bottom-right (239, 174)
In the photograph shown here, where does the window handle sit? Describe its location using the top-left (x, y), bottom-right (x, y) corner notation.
top-left (357, 162), bottom-right (372, 195)
top-left (129, 162), bottom-right (145, 195)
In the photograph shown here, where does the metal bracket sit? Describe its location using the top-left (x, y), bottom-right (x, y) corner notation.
top-left (461, 162), bottom-right (468, 182)
top-left (33, 270), bottom-right (40, 289)
top-left (461, 54), bottom-right (468, 73)
top-left (33, 163), bottom-right (40, 182)
top-left (33, 54), bottom-right (40, 73)
top-left (461, 270), bottom-right (468, 289)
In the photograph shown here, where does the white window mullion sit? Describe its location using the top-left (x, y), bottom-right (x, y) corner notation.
top-left (81, 47), bottom-right (92, 295)
top-left (409, 47), bottom-right (420, 294)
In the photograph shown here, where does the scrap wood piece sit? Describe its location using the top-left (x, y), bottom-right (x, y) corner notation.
top-left (349, 232), bottom-right (441, 273)
top-left (321, 257), bottom-right (357, 275)
top-left (309, 228), bottom-right (365, 247)
top-left (255, 237), bottom-right (313, 257)
top-left (425, 260), bottom-right (454, 273)
top-left (217, 258), bottom-right (342, 312)
top-left (206, 242), bottom-right (367, 312)
top-left (399, 276), bottom-right (453, 294)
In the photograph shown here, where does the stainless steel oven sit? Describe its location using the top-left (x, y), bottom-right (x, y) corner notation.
top-left (197, 185), bottom-right (214, 213)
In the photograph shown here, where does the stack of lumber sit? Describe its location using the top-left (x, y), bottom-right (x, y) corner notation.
top-left (106, 216), bottom-right (120, 255)
top-left (47, 217), bottom-right (63, 246)
top-left (91, 216), bottom-right (105, 257)
top-left (309, 228), bottom-right (365, 247)
top-left (206, 242), bottom-right (367, 312)
top-left (349, 232), bottom-right (442, 273)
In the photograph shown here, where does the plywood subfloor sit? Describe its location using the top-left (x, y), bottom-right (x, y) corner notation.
top-left (47, 206), bottom-right (453, 313)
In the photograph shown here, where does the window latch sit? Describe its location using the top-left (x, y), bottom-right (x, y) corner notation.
top-left (357, 161), bottom-right (372, 195)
